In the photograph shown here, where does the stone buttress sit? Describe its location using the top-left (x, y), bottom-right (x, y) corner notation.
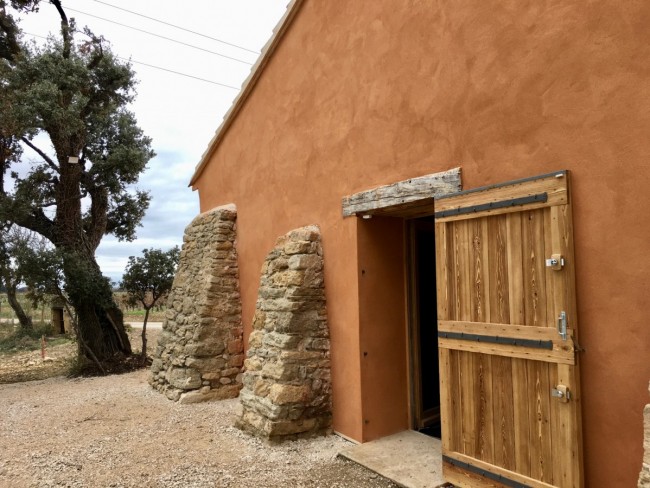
top-left (235, 225), bottom-right (332, 440)
top-left (150, 204), bottom-right (244, 403)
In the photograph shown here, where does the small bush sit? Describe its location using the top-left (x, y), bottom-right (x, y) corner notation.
top-left (0, 323), bottom-right (71, 354)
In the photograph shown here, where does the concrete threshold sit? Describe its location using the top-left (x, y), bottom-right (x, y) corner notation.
top-left (338, 430), bottom-right (448, 488)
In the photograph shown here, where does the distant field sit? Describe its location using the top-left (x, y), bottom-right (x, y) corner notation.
top-left (0, 292), bottom-right (167, 324)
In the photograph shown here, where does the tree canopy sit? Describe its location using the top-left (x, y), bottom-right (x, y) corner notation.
top-left (0, 0), bottom-right (155, 364)
top-left (122, 246), bottom-right (180, 358)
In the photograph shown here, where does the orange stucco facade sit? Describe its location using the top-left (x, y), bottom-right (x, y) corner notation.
top-left (192, 1), bottom-right (650, 485)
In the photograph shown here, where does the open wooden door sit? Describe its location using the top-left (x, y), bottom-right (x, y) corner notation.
top-left (435, 171), bottom-right (583, 488)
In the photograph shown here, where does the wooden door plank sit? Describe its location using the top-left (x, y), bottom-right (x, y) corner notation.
top-left (449, 349), bottom-right (463, 454)
top-left (470, 218), bottom-right (490, 323)
top-left (459, 350), bottom-right (476, 457)
top-left (491, 356), bottom-right (515, 472)
top-left (522, 209), bottom-right (548, 327)
top-left (436, 222), bottom-right (451, 323)
top-left (488, 215), bottom-right (510, 325)
top-left (506, 213), bottom-right (525, 326)
top-left (473, 352), bottom-right (494, 464)
top-left (439, 347), bottom-right (453, 451)
top-left (527, 361), bottom-right (553, 483)
top-left (511, 357), bottom-right (531, 478)
top-left (456, 220), bottom-right (472, 322)
top-left (438, 337), bottom-right (575, 365)
top-left (438, 320), bottom-right (574, 341)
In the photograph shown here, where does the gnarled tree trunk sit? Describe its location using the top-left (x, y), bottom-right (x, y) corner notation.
top-left (62, 249), bottom-right (131, 362)
top-left (4, 281), bottom-right (33, 331)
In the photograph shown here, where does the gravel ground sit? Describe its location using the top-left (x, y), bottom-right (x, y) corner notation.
top-left (0, 334), bottom-right (397, 488)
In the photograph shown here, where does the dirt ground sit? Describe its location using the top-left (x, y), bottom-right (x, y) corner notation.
top-left (0, 329), bottom-right (397, 488)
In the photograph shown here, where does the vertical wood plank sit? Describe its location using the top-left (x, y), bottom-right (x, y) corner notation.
top-left (457, 220), bottom-right (472, 322)
top-left (470, 218), bottom-right (490, 323)
top-left (512, 357), bottom-right (531, 477)
top-left (491, 356), bottom-right (515, 471)
top-left (548, 203), bottom-right (583, 488)
top-left (527, 361), bottom-right (553, 482)
top-left (449, 349), bottom-right (463, 453)
top-left (522, 209), bottom-right (547, 327)
top-left (506, 213), bottom-right (525, 326)
top-left (488, 215), bottom-right (510, 325)
top-left (436, 222), bottom-right (451, 322)
top-left (459, 350), bottom-right (476, 457)
top-left (474, 352), bottom-right (494, 464)
top-left (439, 347), bottom-right (453, 451)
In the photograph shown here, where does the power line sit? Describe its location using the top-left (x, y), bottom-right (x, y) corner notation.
top-left (23, 32), bottom-right (240, 89)
top-left (53, 4), bottom-right (254, 66)
top-left (116, 57), bottom-right (240, 89)
top-left (90, 0), bottom-right (260, 55)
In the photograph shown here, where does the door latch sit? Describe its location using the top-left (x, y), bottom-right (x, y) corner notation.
top-left (546, 254), bottom-right (565, 270)
top-left (551, 385), bottom-right (571, 403)
top-left (557, 311), bottom-right (567, 341)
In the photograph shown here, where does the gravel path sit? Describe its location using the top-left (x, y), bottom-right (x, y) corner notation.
top-left (0, 369), bottom-right (397, 488)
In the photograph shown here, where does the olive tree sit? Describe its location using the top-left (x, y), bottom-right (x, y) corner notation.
top-left (121, 247), bottom-right (179, 359)
top-left (0, 0), bottom-right (154, 365)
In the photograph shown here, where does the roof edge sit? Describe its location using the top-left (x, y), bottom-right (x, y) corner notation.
top-left (189, 0), bottom-right (307, 187)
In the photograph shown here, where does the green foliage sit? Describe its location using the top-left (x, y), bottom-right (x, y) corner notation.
top-left (121, 247), bottom-right (180, 310)
top-left (0, 322), bottom-right (72, 354)
top-left (0, 0), bottom-right (156, 361)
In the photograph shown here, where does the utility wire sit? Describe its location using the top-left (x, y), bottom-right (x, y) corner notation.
top-left (90, 0), bottom-right (260, 55)
top-left (24, 32), bottom-right (240, 89)
top-left (116, 56), bottom-right (240, 89)
top-left (51, 3), bottom-right (254, 66)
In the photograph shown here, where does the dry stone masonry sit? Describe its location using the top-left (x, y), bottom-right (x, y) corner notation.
top-left (150, 204), bottom-right (244, 404)
top-left (236, 225), bottom-right (332, 440)
top-left (640, 383), bottom-right (650, 487)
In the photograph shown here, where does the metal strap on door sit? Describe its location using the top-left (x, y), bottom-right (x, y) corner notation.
top-left (437, 331), bottom-right (554, 350)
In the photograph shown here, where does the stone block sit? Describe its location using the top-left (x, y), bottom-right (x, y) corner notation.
top-left (168, 367), bottom-right (202, 390)
top-left (185, 356), bottom-right (226, 372)
top-left (262, 362), bottom-right (300, 381)
top-left (267, 418), bottom-right (318, 437)
top-left (269, 384), bottom-right (311, 405)
top-left (227, 339), bottom-right (243, 354)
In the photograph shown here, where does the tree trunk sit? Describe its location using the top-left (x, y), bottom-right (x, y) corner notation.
top-left (62, 250), bottom-right (131, 363)
top-left (5, 283), bottom-right (33, 331)
top-left (141, 307), bottom-right (149, 360)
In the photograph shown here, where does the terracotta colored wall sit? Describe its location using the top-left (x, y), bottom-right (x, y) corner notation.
top-left (357, 217), bottom-right (409, 442)
top-left (193, 1), bottom-right (650, 484)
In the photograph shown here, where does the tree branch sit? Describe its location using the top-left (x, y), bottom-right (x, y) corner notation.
top-left (20, 137), bottom-right (60, 173)
top-left (49, 0), bottom-right (71, 59)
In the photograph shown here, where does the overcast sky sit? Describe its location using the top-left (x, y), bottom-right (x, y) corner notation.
top-left (14, 0), bottom-right (289, 283)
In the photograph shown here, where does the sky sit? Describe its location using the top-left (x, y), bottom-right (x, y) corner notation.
top-left (12, 0), bottom-right (289, 283)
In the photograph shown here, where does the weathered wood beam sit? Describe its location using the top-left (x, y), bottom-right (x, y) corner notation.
top-left (341, 167), bottom-right (462, 217)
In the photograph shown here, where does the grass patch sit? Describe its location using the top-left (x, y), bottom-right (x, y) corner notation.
top-left (0, 323), bottom-right (73, 355)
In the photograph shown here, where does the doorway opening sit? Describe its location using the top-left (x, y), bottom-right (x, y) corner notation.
top-left (52, 307), bottom-right (65, 334)
top-left (408, 216), bottom-right (441, 438)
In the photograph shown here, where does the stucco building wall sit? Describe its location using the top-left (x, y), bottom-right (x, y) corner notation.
top-left (192, 1), bottom-right (650, 485)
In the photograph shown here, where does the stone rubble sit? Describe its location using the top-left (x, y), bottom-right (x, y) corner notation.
top-left (150, 204), bottom-right (244, 403)
top-left (640, 382), bottom-right (650, 487)
top-left (236, 225), bottom-right (332, 440)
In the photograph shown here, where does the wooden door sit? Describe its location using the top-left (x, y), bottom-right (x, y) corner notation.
top-left (434, 171), bottom-right (583, 488)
